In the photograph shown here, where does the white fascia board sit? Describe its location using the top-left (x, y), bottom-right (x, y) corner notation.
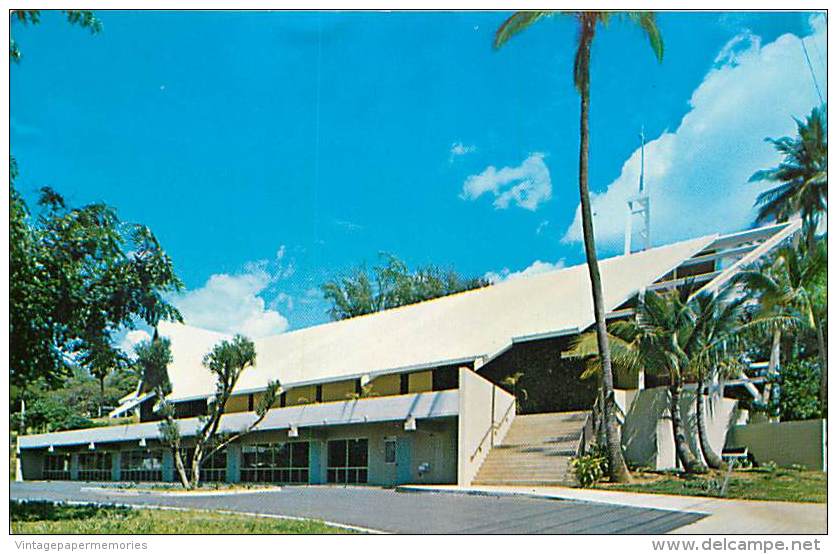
top-left (576, 235), bottom-right (718, 335)
top-left (693, 219), bottom-right (802, 298)
top-left (480, 327), bottom-right (580, 368)
top-left (703, 221), bottom-right (795, 251)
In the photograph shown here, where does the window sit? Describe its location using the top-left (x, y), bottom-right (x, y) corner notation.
top-left (384, 438), bottom-right (397, 464)
top-left (78, 452), bottom-right (112, 481)
top-left (120, 450), bottom-right (163, 482)
top-left (240, 442), bottom-right (309, 483)
top-left (174, 399), bottom-right (208, 418)
top-left (43, 453), bottom-right (71, 480)
top-left (327, 438), bottom-right (368, 484)
top-left (432, 366), bottom-right (459, 391)
top-left (180, 447), bottom-right (227, 482)
top-left (400, 374), bottom-right (409, 395)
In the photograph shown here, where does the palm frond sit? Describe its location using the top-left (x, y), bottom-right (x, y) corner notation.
top-left (625, 11), bottom-right (663, 62)
top-left (493, 11), bottom-right (553, 49)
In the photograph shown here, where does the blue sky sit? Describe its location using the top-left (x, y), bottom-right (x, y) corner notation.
top-left (10, 10), bottom-right (826, 344)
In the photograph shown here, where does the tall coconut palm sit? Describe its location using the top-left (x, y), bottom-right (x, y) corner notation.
top-left (735, 243), bottom-right (828, 412)
top-left (751, 106), bottom-right (827, 251)
top-left (494, 11), bottom-right (663, 483)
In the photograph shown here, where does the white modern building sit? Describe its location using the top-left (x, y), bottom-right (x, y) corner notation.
top-left (17, 220), bottom-right (801, 486)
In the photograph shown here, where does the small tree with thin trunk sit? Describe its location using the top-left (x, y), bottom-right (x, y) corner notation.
top-left (135, 334), bottom-right (280, 489)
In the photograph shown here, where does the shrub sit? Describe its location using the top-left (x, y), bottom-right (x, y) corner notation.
top-left (778, 359), bottom-right (823, 421)
top-left (571, 449), bottom-right (608, 487)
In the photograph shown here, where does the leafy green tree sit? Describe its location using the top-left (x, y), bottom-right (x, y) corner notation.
top-left (735, 243), bottom-right (828, 411)
top-left (13, 366), bottom-right (139, 433)
top-left (493, 10), bottom-right (663, 483)
top-left (10, 186), bottom-right (184, 396)
top-left (137, 335), bottom-right (281, 489)
top-left (322, 253), bottom-right (488, 320)
top-left (10, 9), bottom-right (102, 62)
top-left (777, 359), bottom-right (824, 421)
top-left (750, 106), bottom-right (827, 251)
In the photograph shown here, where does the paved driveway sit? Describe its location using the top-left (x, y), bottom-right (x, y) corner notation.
top-left (11, 481), bottom-right (704, 534)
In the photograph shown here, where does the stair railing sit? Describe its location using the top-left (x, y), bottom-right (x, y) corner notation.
top-left (470, 399), bottom-right (515, 462)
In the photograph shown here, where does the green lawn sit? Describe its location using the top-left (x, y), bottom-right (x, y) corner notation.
top-left (596, 467), bottom-right (826, 503)
top-left (11, 501), bottom-right (357, 534)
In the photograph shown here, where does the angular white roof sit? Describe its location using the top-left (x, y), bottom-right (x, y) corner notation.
top-left (160, 234), bottom-right (716, 402)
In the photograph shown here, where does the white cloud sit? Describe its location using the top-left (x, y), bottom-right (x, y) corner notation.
top-left (461, 153), bottom-right (552, 211)
top-left (562, 18), bottom-right (826, 248)
top-left (449, 141), bottom-right (477, 162)
top-left (174, 267), bottom-right (289, 339)
top-left (119, 329), bottom-right (151, 355)
top-left (485, 259), bottom-right (566, 284)
top-left (536, 220), bottom-right (550, 235)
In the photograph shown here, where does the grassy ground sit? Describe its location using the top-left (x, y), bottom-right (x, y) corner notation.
top-left (595, 467), bottom-right (826, 503)
top-left (11, 501), bottom-right (357, 534)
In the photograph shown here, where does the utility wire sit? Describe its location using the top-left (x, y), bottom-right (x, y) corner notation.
top-left (800, 36), bottom-right (824, 107)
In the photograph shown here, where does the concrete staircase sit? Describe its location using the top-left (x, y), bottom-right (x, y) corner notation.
top-left (472, 411), bottom-right (588, 486)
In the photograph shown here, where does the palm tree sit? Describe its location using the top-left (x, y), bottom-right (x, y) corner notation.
top-left (751, 106), bottom-right (827, 251)
top-left (735, 243), bottom-right (828, 413)
top-left (570, 290), bottom-right (706, 473)
top-left (686, 288), bottom-right (752, 469)
top-left (493, 11), bottom-right (663, 483)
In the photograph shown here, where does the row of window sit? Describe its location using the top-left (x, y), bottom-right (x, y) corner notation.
top-left (78, 452), bottom-right (112, 481)
top-left (43, 454), bottom-right (71, 480)
top-left (121, 450), bottom-right (164, 482)
top-left (146, 367), bottom-right (462, 422)
top-left (240, 442), bottom-right (309, 483)
top-left (42, 438), bottom-right (375, 484)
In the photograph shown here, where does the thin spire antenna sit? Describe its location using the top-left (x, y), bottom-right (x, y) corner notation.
top-left (638, 126), bottom-right (646, 194)
top-left (624, 128), bottom-right (651, 255)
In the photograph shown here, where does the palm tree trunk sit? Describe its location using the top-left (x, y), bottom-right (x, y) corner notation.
top-left (765, 328), bottom-right (782, 421)
top-left (670, 377), bottom-right (706, 474)
top-left (577, 18), bottom-right (630, 483)
top-left (696, 377), bottom-right (723, 469)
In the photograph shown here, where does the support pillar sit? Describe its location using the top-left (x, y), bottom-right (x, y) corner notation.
top-left (308, 440), bottom-right (324, 484)
top-left (226, 443), bottom-right (240, 483)
top-left (162, 449), bottom-right (174, 482)
top-left (111, 451), bottom-right (121, 481)
top-left (70, 453), bottom-right (80, 481)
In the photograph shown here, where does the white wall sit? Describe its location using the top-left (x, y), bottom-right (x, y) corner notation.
top-left (622, 386), bottom-right (738, 470)
top-left (457, 367), bottom-right (516, 486)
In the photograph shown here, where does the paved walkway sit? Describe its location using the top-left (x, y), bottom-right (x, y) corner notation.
top-left (12, 481), bottom-right (704, 534)
top-left (397, 485), bottom-right (827, 534)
